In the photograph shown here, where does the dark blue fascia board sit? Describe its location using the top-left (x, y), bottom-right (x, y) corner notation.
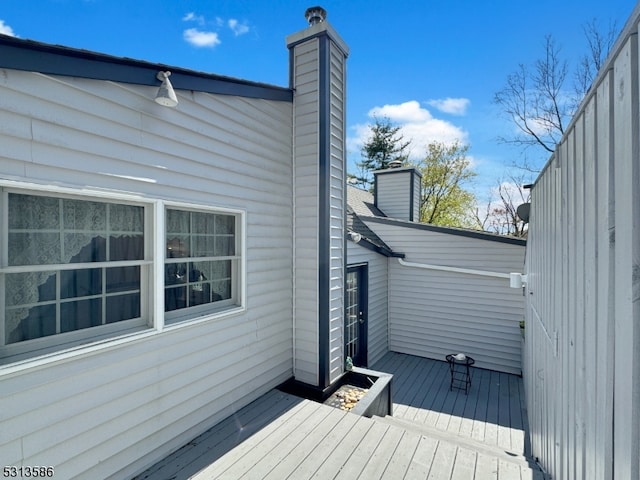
top-left (364, 216), bottom-right (527, 246)
top-left (0, 34), bottom-right (292, 102)
top-left (348, 236), bottom-right (403, 258)
top-left (317, 35), bottom-right (331, 389)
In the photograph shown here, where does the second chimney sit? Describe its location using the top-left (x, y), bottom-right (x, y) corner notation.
top-left (374, 166), bottom-right (422, 222)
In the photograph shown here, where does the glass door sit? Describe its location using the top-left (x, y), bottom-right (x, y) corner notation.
top-left (345, 264), bottom-right (368, 367)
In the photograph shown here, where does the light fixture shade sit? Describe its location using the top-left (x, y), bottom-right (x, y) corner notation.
top-left (155, 71), bottom-right (178, 107)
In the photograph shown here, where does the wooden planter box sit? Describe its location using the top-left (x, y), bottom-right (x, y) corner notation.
top-left (279, 367), bottom-right (393, 417)
top-left (347, 366), bottom-right (393, 417)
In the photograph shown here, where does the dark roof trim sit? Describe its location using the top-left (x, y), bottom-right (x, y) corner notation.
top-left (0, 34), bottom-right (293, 102)
top-left (363, 216), bottom-right (527, 246)
top-left (286, 27), bottom-right (349, 59)
top-left (348, 235), bottom-right (404, 258)
top-left (373, 166), bottom-right (423, 178)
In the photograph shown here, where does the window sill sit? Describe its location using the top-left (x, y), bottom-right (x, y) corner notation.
top-left (0, 326), bottom-right (156, 378)
top-left (0, 306), bottom-right (247, 378)
top-left (163, 304), bottom-right (246, 331)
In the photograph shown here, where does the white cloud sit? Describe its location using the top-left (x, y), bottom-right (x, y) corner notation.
top-left (427, 97), bottom-right (470, 116)
top-left (228, 19), bottom-right (249, 36)
top-left (0, 19), bottom-right (16, 37)
top-left (182, 12), bottom-right (205, 25)
top-left (350, 100), bottom-right (468, 162)
top-left (183, 28), bottom-right (221, 48)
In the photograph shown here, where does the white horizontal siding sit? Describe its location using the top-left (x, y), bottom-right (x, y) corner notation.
top-left (364, 220), bottom-right (525, 375)
top-left (292, 38), bottom-right (319, 386)
top-left (376, 170), bottom-right (412, 221)
top-left (0, 68), bottom-right (293, 479)
top-left (347, 243), bottom-right (389, 366)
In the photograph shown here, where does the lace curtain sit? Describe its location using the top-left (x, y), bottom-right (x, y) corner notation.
top-left (5, 193), bottom-right (143, 344)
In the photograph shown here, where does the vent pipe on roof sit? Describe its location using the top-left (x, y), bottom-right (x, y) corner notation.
top-left (305, 6), bottom-right (327, 25)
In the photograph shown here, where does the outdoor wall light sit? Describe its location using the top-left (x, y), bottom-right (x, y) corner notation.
top-left (349, 231), bottom-right (362, 243)
top-left (155, 71), bottom-right (178, 107)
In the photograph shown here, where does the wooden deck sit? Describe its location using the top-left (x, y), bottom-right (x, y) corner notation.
top-left (133, 353), bottom-right (546, 480)
top-left (373, 352), bottom-right (528, 456)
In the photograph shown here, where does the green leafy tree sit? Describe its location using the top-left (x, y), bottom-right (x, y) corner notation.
top-left (418, 141), bottom-right (478, 228)
top-left (353, 116), bottom-right (411, 190)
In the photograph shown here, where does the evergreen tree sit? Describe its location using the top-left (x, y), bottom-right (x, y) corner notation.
top-left (353, 116), bottom-right (411, 190)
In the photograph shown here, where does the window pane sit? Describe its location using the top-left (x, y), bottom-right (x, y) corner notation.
top-left (215, 236), bottom-right (235, 256)
top-left (64, 234), bottom-right (107, 263)
top-left (106, 266), bottom-right (140, 293)
top-left (190, 283), bottom-right (211, 306)
top-left (165, 262), bottom-right (188, 286)
top-left (109, 204), bottom-right (143, 232)
top-left (106, 293), bottom-right (140, 323)
top-left (165, 286), bottom-right (187, 311)
top-left (9, 193), bottom-right (59, 230)
top-left (166, 209), bottom-right (190, 234)
top-left (6, 305), bottom-right (57, 344)
top-left (164, 209), bottom-right (237, 315)
top-left (63, 199), bottom-right (106, 231)
top-left (60, 299), bottom-right (102, 332)
top-left (110, 234), bottom-right (144, 261)
top-left (166, 236), bottom-right (190, 258)
top-left (192, 235), bottom-right (215, 257)
top-left (215, 215), bottom-right (235, 234)
top-left (9, 232), bottom-right (61, 265)
top-left (6, 272), bottom-right (56, 306)
top-left (212, 279), bottom-right (231, 300)
top-left (211, 260), bottom-right (232, 279)
top-left (192, 211), bottom-right (216, 234)
top-left (60, 268), bottom-right (102, 299)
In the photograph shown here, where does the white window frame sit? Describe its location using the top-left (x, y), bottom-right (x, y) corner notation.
top-left (0, 184), bottom-right (246, 367)
top-left (162, 201), bottom-right (246, 327)
top-left (0, 186), bottom-right (155, 364)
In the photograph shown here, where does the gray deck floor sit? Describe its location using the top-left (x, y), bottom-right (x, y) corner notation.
top-left (134, 353), bottom-right (545, 480)
top-left (372, 352), bottom-right (528, 456)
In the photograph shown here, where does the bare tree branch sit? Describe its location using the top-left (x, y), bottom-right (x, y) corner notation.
top-left (495, 20), bottom-right (619, 173)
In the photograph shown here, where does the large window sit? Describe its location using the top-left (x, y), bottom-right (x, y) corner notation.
top-left (0, 189), bottom-right (243, 363)
top-left (164, 208), bottom-right (239, 320)
top-left (1, 192), bottom-right (148, 356)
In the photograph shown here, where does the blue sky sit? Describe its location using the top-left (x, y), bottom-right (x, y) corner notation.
top-left (0, 0), bottom-right (636, 203)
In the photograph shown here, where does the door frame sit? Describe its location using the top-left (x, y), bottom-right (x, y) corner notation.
top-left (345, 263), bottom-right (368, 367)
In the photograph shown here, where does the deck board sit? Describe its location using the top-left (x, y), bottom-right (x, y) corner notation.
top-left (427, 441), bottom-right (457, 479)
top-left (450, 447), bottom-right (479, 480)
top-left (356, 423), bottom-right (406, 480)
top-left (332, 421), bottom-right (390, 479)
top-left (380, 429), bottom-right (422, 479)
top-left (310, 416), bottom-right (374, 479)
top-left (404, 435), bottom-right (439, 479)
top-left (135, 353), bottom-right (546, 480)
top-left (260, 405), bottom-right (346, 480)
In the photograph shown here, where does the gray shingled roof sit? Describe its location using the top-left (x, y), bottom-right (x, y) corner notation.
top-left (347, 185), bottom-right (398, 257)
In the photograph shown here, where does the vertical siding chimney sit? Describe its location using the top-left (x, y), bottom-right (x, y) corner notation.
top-left (374, 166), bottom-right (422, 222)
top-left (287, 8), bottom-right (349, 389)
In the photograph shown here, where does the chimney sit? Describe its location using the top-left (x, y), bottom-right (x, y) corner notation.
top-left (287, 8), bottom-right (349, 389)
top-left (374, 166), bottom-right (422, 222)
